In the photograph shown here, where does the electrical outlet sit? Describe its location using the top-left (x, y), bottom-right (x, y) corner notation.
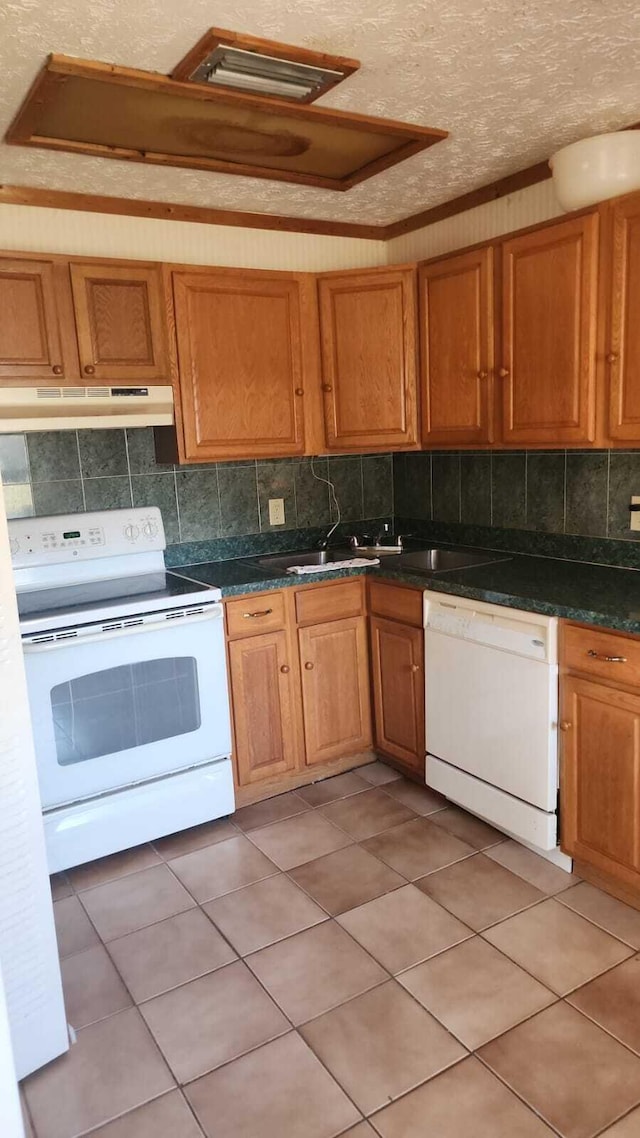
top-left (631, 496), bottom-right (640, 532)
top-left (268, 498), bottom-right (285, 526)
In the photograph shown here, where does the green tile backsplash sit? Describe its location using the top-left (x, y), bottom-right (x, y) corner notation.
top-left (394, 449), bottom-right (640, 549)
top-left (0, 428), bottom-right (394, 551)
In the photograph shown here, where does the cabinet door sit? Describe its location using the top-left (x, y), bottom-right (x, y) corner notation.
top-left (500, 213), bottom-right (598, 445)
top-left (561, 674), bottom-right (640, 890)
top-left (419, 246), bottom-right (494, 446)
top-left (370, 616), bottom-right (424, 772)
top-left (317, 268), bottom-right (418, 450)
top-left (607, 194), bottom-right (640, 441)
top-left (70, 263), bottom-right (168, 382)
top-left (299, 616), bottom-right (372, 766)
top-left (172, 271), bottom-right (306, 461)
top-left (228, 630), bottom-right (298, 787)
top-left (0, 258), bottom-right (74, 381)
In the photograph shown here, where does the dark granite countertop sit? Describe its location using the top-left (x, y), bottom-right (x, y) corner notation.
top-left (173, 545), bottom-right (640, 635)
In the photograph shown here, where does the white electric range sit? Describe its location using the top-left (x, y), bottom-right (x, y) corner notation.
top-left (9, 507), bottom-right (234, 872)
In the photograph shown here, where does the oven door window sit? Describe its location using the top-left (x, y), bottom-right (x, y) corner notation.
top-left (50, 657), bottom-right (201, 765)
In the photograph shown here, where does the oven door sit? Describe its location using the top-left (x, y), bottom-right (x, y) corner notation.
top-left (22, 604), bottom-right (231, 809)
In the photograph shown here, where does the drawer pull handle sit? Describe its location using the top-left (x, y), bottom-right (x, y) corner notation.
top-left (559, 721), bottom-right (572, 732)
top-left (587, 650), bottom-right (627, 663)
top-left (304, 661), bottom-right (314, 670)
top-left (243, 608), bottom-right (273, 619)
top-left (280, 664), bottom-right (290, 674)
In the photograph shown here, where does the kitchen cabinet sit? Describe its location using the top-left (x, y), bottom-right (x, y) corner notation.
top-left (0, 255), bottom-right (78, 382)
top-left (69, 262), bottom-right (169, 382)
top-left (171, 268), bottom-right (310, 462)
top-left (419, 246), bottom-right (495, 446)
top-left (228, 630), bottom-right (299, 787)
top-left (605, 192), bottom-right (640, 442)
top-left (299, 615), bottom-right (372, 766)
top-left (499, 212), bottom-right (599, 445)
top-left (225, 578), bottom-right (372, 800)
top-left (369, 581), bottom-right (424, 774)
top-left (317, 266), bottom-right (419, 451)
top-left (561, 622), bottom-right (640, 904)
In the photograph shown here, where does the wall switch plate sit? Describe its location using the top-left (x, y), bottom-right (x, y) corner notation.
top-left (268, 498), bottom-right (285, 526)
top-left (631, 497), bottom-right (640, 531)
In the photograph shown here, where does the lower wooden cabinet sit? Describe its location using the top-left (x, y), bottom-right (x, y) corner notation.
top-left (560, 622), bottom-right (640, 903)
top-left (299, 616), bottom-right (372, 766)
top-left (227, 630), bottom-right (299, 787)
top-left (370, 615), bottom-right (424, 773)
top-left (225, 578), bottom-right (372, 796)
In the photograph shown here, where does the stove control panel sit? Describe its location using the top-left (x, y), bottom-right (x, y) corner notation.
top-left (8, 507), bottom-right (166, 567)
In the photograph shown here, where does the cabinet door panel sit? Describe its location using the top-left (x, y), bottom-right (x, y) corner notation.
top-left (561, 675), bottom-right (640, 887)
top-left (318, 268), bottom-right (418, 450)
top-left (228, 630), bottom-right (298, 787)
top-left (0, 258), bottom-right (70, 380)
top-left (299, 616), bottom-right (371, 766)
top-left (420, 246), bottom-right (494, 445)
top-left (500, 213), bottom-right (598, 444)
top-left (70, 263), bottom-right (168, 382)
top-left (607, 194), bottom-right (640, 441)
top-left (173, 271), bottom-right (306, 461)
top-left (371, 616), bottom-right (424, 772)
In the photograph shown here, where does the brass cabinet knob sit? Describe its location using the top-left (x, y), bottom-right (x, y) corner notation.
top-left (84, 364), bottom-right (96, 375)
top-left (477, 370), bottom-right (488, 379)
top-left (498, 367), bottom-right (510, 378)
top-left (52, 365), bottom-right (63, 375)
top-left (410, 663), bottom-right (421, 672)
top-left (322, 384), bottom-right (333, 393)
top-left (295, 388), bottom-right (304, 396)
top-left (304, 661), bottom-right (314, 670)
top-left (280, 664), bottom-right (290, 674)
top-left (559, 721), bottom-right (572, 732)
top-left (606, 352), bottom-right (618, 364)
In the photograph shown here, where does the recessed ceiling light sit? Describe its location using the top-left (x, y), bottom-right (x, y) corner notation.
top-left (172, 27), bottom-right (360, 104)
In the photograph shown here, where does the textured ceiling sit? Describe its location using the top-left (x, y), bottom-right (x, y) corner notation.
top-left (0, 0), bottom-right (639, 225)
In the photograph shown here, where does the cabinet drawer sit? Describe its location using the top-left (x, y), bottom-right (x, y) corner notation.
top-left (369, 580), bottom-right (423, 627)
top-left (226, 592), bottom-right (286, 638)
top-left (562, 623), bottom-right (640, 689)
top-left (295, 579), bottom-right (364, 626)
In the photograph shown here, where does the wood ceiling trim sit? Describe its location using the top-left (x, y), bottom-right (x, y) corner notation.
top-left (5, 55), bottom-right (447, 192)
top-left (171, 27), bottom-right (360, 103)
top-left (0, 184), bottom-right (385, 240)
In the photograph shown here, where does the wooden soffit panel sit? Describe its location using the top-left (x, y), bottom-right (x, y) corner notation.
top-left (6, 56), bottom-right (448, 192)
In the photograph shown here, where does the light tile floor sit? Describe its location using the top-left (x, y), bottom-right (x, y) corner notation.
top-left (21, 760), bottom-right (640, 1138)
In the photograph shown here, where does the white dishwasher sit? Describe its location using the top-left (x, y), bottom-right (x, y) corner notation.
top-left (424, 591), bottom-right (559, 851)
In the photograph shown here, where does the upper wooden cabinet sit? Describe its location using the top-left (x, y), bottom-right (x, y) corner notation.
top-left (499, 212), bottom-right (599, 445)
top-left (0, 256), bottom-right (78, 381)
top-left (317, 267), bottom-right (419, 451)
top-left (172, 269), bottom-right (308, 462)
top-left (69, 263), bottom-right (168, 382)
top-left (605, 193), bottom-right (640, 443)
top-left (419, 246), bottom-right (494, 446)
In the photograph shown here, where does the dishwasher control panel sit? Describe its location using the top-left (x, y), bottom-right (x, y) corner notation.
top-left (423, 591), bottom-right (557, 664)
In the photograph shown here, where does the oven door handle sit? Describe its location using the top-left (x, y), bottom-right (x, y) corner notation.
top-left (22, 605), bottom-right (223, 652)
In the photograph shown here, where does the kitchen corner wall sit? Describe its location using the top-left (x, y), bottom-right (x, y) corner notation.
top-left (0, 428), bottom-right (393, 558)
top-left (394, 449), bottom-right (640, 558)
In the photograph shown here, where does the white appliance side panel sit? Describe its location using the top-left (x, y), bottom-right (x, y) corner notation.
top-left (44, 759), bottom-right (235, 873)
top-left (0, 959), bottom-right (24, 1138)
top-left (427, 755), bottom-right (558, 850)
top-left (0, 477), bottom-right (68, 1079)
top-left (426, 628), bottom-right (558, 811)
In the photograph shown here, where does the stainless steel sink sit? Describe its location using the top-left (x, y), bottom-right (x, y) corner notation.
top-left (397, 548), bottom-right (511, 573)
top-left (253, 547), bottom-right (378, 572)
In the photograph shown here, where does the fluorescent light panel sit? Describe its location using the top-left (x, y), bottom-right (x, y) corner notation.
top-left (191, 46), bottom-right (344, 101)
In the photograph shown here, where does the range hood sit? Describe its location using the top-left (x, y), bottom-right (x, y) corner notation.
top-left (0, 385), bottom-right (174, 432)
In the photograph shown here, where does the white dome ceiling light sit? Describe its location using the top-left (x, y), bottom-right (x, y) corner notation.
top-left (550, 130), bottom-right (640, 211)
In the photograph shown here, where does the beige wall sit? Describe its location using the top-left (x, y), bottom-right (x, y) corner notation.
top-left (386, 180), bottom-right (566, 264)
top-left (0, 203), bottom-right (386, 272)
